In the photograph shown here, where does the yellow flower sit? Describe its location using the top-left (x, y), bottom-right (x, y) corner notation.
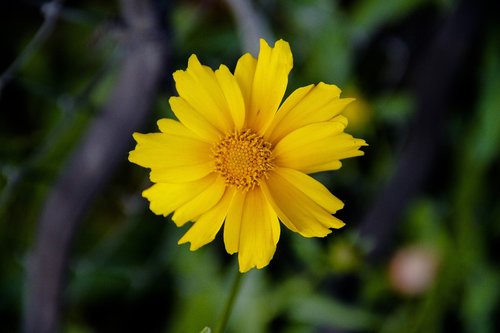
top-left (129, 39), bottom-right (367, 272)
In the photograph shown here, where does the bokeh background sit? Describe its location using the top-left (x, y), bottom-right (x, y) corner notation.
top-left (1, 0), bottom-right (499, 332)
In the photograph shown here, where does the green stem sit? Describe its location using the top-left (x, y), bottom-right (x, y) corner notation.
top-left (214, 270), bottom-right (244, 333)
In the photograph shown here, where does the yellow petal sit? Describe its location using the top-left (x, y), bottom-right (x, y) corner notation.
top-left (263, 84), bottom-right (314, 142)
top-left (129, 132), bottom-right (213, 183)
top-left (261, 168), bottom-right (345, 238)
top-left (332, 115), bottom-right (349, 127)
top-left (129, 132), bottom-right (211, 168)
top-left (173, 55), bottom-right (233, 132)
top-left (224, 190), bottom-right (246, 254)
top-left (215, 64), bottom-right (245, 130)
top-left (247, 39), bottom-right (293, 134)
top-left (142, 174), bottom-right (218, 222)
top-left (150, 164), bottom-right (213, 183)
top-left (268, 168), bottom-right (344, 214)
top-left (156, 118), bottom-right (200, 139)
top-left (236, 188), bottom-right (280, 272)
top-left (169, 97), bottom-right (221, 142)
top-left (307, 149), bottom-right (365, 173)
top-left (178, 188), bottom-right (236, 251)
top-left (234, 53), bottom-right (257, 114)
top-left (274, 120), bottom-right (367, 173)
top-left (172, 175), bottom-right (226, 225)
top-left (264, 84), bottom-right (314, 140)
top-left (266, 82), bottom-right (354, 143)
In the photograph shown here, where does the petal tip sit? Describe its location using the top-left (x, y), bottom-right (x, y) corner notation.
top-left (187, 54), bottom-right (201, 65)
top-left (177, 237), bottom-right (202, 251)
top-left (259, 38), bottom-right (270, 48)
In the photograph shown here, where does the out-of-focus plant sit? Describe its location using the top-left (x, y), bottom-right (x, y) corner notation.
top-left (1, 0), bottom-right (499, 332)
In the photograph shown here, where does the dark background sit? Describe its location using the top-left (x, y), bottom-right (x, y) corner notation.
top-left (1, 0), bottom-right (499, 332)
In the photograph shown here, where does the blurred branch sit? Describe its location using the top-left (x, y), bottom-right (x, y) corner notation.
top-left (0, 50), bottom-right (118, 221)
top-left (224, 0), bottom-right (272, 55)
top-left (23, 1), bottom-right (170, 332)
top-left (0, 0), bottom-right (64, 96)
top-left (358, 0), bottom-right (485, 261)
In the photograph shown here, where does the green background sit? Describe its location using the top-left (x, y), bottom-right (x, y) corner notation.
top-left (1, 0), bottom-right (499, 332)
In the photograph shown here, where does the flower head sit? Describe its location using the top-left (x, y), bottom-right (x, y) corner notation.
top-left (129, 39), bottom-right (367, 272)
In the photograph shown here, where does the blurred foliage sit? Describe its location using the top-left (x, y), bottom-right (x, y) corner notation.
top-left (1, 0), bottom-right (499, 332)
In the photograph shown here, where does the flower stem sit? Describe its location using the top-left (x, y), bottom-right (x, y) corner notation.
top-left (215, 269), bottom-right (244, 333)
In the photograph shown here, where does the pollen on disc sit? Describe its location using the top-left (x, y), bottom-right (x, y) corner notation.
top-left (213, 129), bottom-right (274, 190)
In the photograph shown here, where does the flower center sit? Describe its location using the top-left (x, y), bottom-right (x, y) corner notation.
top-left (213, 129), bottom-right (274, 190)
